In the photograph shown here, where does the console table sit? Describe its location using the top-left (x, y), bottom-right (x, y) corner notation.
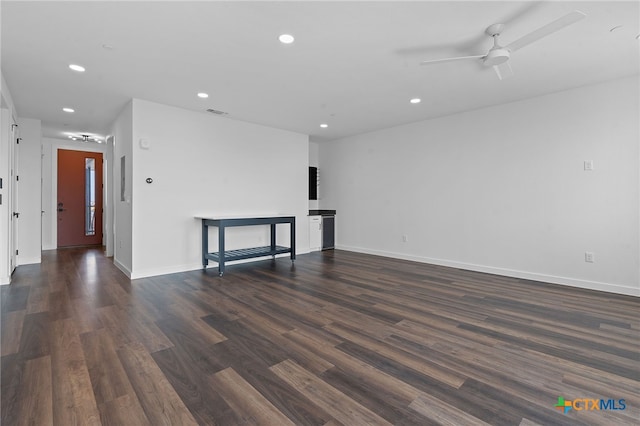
top-left (197, 215), bottom-right (296, 276)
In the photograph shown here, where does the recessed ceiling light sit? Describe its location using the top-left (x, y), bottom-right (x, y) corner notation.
top-left (197, 92), bottom-right (209, 98)
top-left (63, 107), bottom-right (75, 113)
top-left (609, 25), bottom-right (623, 32)
top-left (278, 34), bottom-right (295, 44)
top-left (72, 138), bottom-right (77, 140)
top-left (69, 64), bottom-right (85, 72)
top-left (320, 123), bottom-right (328, 128)
top-left (68, 135), bottom-right (73, 139)
top-left (102, 44), bottom-right (114, 50)
top-left (410, 98), bottom-right (421, 104)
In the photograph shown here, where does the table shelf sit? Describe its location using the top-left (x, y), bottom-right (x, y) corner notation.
top-left (205, 245), bottom-right (291, 263)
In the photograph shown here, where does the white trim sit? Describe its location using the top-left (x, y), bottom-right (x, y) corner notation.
top-left (337, 245), bottom-right (640, 297)
top-left (0, 276), bottom-right (10, 285)
top-left (46, 139), bottom-right (108, 251)
top-left (113, 258), bottom-right (132, 278)
top-left (17, 256), bottom-right (41, 266)
top-left (130, 251), bottom-right (308, 280)
top-left (131, 263), bottom-right (204, 280)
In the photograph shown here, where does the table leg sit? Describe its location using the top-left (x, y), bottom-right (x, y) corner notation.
top-left (270, 223), bottom-right (276, 258)
top-left (290, 218), bottom-right (296, 261)
top-left (218, 225), bottom-right (225, 276)
top-left (202, 220), bottom-right (208, 269)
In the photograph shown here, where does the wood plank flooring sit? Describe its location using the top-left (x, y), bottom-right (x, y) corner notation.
top-left (1, 247), bottom-right (639, 425)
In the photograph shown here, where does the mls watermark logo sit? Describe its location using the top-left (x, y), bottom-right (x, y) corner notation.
top-left (555, 396), bottom-right (626, 414)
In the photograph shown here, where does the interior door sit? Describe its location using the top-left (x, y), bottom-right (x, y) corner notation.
top-left (57, 149), bottom-right (103, 247)
top-left (10, 123), bottom-right (19, 271)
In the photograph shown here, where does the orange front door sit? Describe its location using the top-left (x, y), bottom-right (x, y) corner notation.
top-left (57, 149), bottom-right (103, 247)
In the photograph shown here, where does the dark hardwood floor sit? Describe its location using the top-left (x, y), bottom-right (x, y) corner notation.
top-left (1, 247), bottom-right (638, 425)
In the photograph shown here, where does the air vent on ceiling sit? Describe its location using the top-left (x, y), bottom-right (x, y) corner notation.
top-left (206, 108), bottom-right (228, 115)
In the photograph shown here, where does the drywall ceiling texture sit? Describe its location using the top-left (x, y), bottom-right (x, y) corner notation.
top-left (1, 1), bottom-right (638, 143)
top-left (319, 77), bottom-right (639, 296)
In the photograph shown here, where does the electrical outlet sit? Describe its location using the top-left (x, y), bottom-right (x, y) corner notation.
top-left (402, 235), bottom-right (408, 243)
top-left (584, 160), bottom-right (594, 171)
top-left (585, 252), bottom-right (594, 263)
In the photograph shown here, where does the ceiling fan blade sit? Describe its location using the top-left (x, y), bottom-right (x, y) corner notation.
top-left (420, 55), bottom-right (484, 66)
top-left (506, 10), bottom-right (586, 52)
top-left (493, 62), bottom-right (513, 80)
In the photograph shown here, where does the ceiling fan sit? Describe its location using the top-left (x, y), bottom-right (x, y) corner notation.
top-left (420, 10), bottom-right (586, 80)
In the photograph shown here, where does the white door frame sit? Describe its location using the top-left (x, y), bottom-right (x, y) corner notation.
top-left (9, 121), bottom-right (19, 273)
top-left (49, 141), bottom-right (108, 251)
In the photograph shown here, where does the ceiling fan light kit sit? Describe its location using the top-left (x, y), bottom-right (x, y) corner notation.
top-left (483, 23), bottom-right (510, 67)
top-left (420, 10), bottom-right (587, 79)
top-left (484, 48), bottom-right (510, 66)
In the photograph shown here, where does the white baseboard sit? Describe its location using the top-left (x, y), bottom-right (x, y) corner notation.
top-left (17, 257), bottom-right (41, 266)
top-left (130, 251), bottom-right (308, 280)
top-left (0, 276), bottom-right (10, 285)
top-left (131, 263), bottom-right (203, 280)
top-left (336, 245), bottom-right (640, 297)
top-left (113, 259), bottom-right (132, 278)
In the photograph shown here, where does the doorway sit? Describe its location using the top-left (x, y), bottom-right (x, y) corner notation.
top-left (10, 122), bottom-right (19, 272)
top-left (57, 149), bottom-right (103, 247)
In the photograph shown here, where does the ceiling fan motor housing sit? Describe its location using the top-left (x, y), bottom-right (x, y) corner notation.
top-left (483, 48), bottom-right (510, 66)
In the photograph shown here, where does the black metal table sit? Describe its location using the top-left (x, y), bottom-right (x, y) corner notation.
top-left (198, 215), bottom-right (296, 276)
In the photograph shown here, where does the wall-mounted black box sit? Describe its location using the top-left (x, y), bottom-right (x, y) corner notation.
top-left (309, 166), bottom-right (318, 200)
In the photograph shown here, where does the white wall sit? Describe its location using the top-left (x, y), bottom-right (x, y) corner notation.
top-left (320, 76), bottom-right (639, 296)
top-left (110, 101), bottom-right (134, 276)
top-left (41, 137), bottom-right (108, 251)
top-left (16, 117), bottom-right (41, 265)
top-left (130, 99), bottom-right (309, 279)
top-left (104, 135), bottom-right (114, 257)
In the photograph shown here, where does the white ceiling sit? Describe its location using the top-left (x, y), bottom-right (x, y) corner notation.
top-left (1, 1), bottom-right (638, 143)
